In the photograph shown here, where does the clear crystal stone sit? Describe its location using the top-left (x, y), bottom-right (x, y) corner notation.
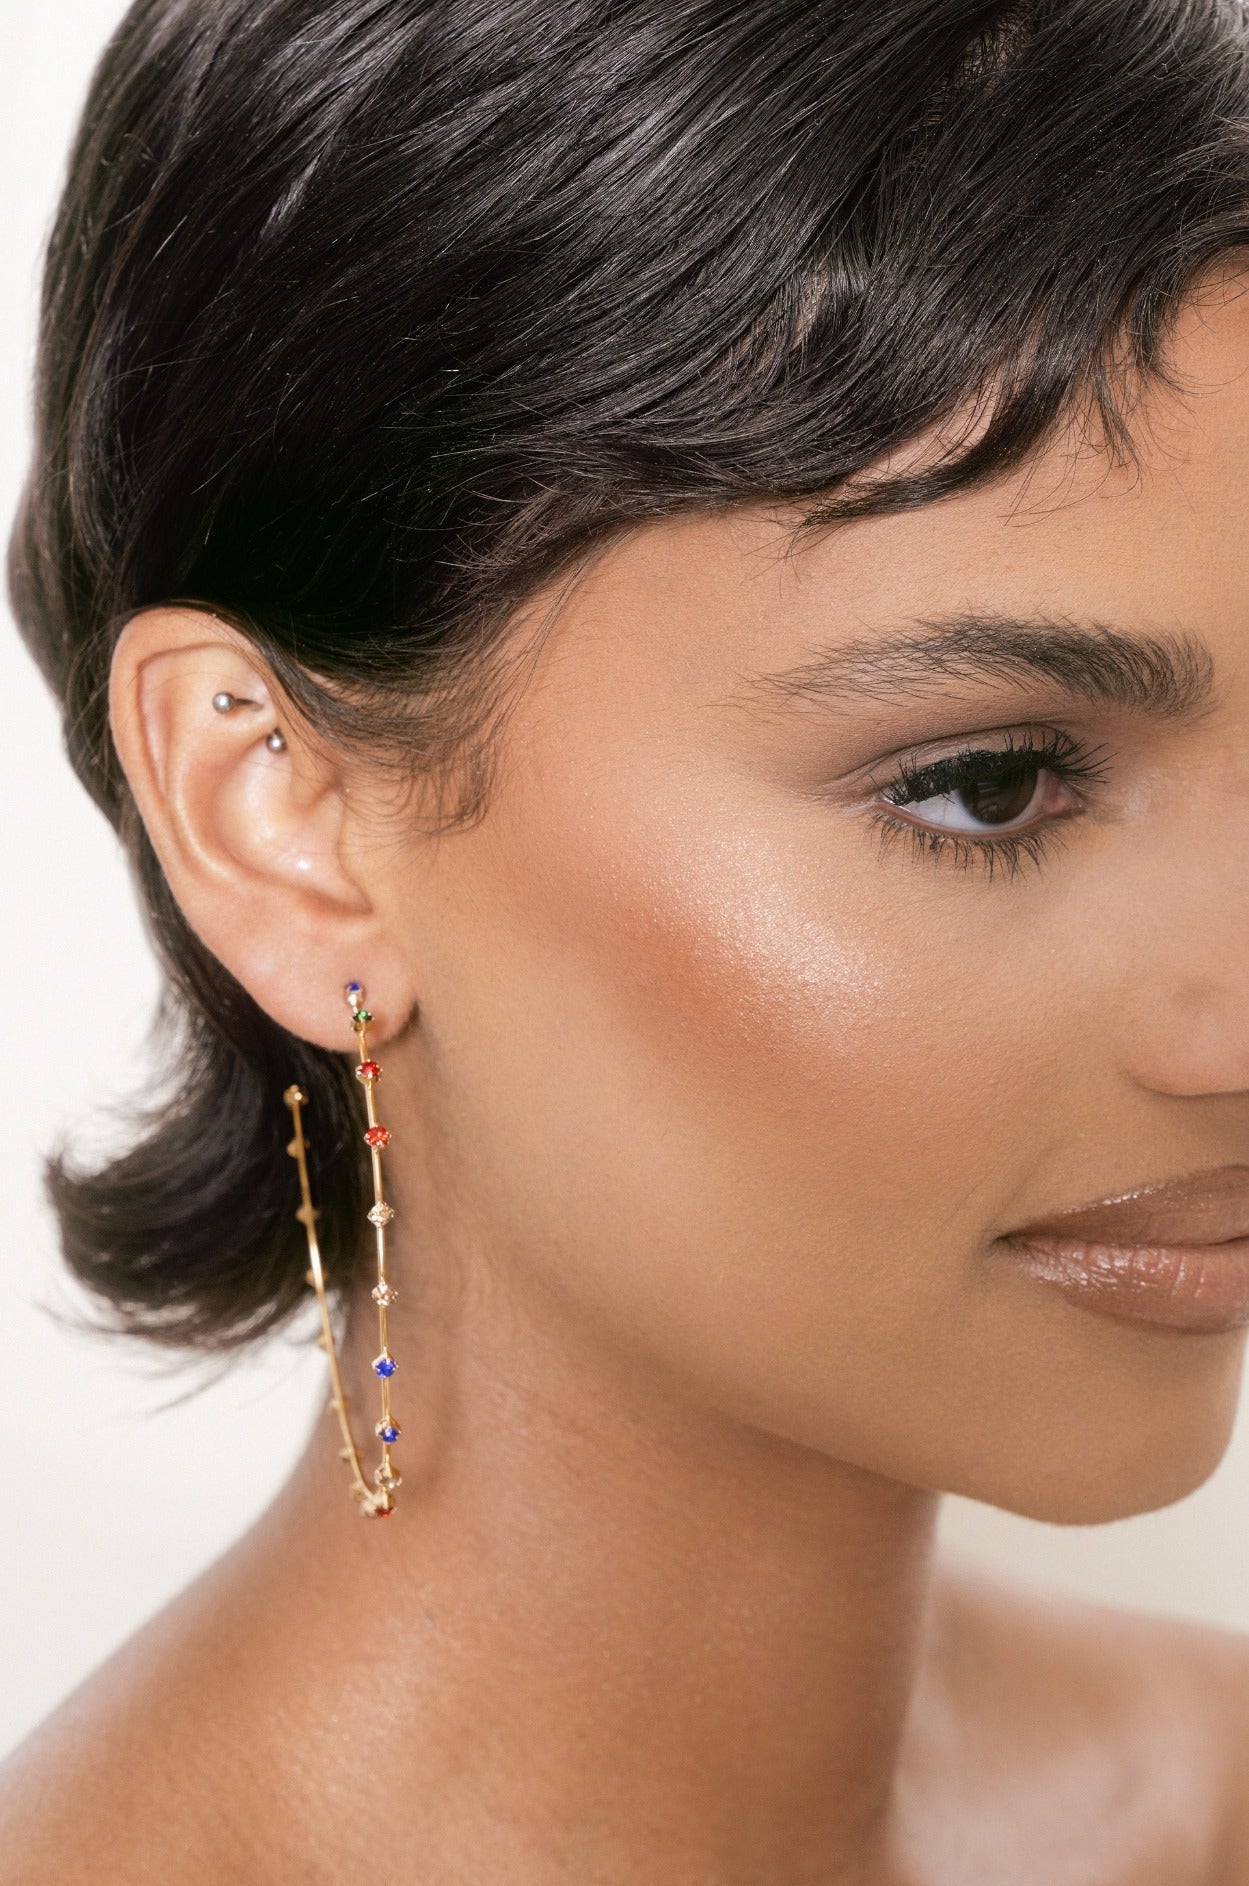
top-left (368, 1202), bottom-right (395, 1228)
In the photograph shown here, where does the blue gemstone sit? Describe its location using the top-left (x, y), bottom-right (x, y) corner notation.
top-left (373, 1354), bottom-right (397, 1378)
top-left (345, 980), bottom-right (363, 1000)
top-left (379, 1423), bottom-right (400, 1444)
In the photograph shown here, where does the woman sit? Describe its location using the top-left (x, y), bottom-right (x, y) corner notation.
top-left (4, 0), bottom-right (1249, 1876)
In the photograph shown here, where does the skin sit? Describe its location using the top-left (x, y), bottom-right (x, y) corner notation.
top-left (4, 270), bottom-right (1249, 1883)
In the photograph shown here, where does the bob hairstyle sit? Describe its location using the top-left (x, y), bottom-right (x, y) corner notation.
top-left (11, 0), bottom-right (1249, 1350)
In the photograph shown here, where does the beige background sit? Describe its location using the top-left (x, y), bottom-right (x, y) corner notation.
top-left (2, 0), bottom-right (1246, 1763)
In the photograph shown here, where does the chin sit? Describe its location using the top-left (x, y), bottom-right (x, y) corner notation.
top-left (954, 1350), bottom-right (1246, 1527)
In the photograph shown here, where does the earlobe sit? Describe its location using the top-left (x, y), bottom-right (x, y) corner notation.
top-left (108, 607), bottom-right (404, 1047)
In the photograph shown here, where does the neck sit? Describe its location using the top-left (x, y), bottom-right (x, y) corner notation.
top-left (232, 1244), bottom-right (940, 1885)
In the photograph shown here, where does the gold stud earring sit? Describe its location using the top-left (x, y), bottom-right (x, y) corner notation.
top-left (284, 982), bottom-right (400, 1518)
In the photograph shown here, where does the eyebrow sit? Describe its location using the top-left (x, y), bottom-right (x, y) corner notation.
top-left (742, 613), bottom-right (1220, 721)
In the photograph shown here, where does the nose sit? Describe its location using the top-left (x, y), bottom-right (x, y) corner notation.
top-left (1119, 826), bottom-right (1249, 1098)
top-left (1127, 980), bottom-right (1249, 1096)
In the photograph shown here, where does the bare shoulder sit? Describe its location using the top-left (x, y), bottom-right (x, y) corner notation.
top-left (927, 1552), bottom-right (1249, 1883)
top-left (0, 1559), bottom-right (282, 1886)
top-left (0, 1660), bottom-right (157, 1886)
top-left (0, 1624), bottom-right (222, 1886)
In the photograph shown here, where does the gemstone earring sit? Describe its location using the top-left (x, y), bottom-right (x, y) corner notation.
top-left (284, 982), bottom-right (401, 1518)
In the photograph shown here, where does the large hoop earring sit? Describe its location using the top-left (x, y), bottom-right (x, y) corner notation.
top-left (284, 981), bottom-right (401, 1518)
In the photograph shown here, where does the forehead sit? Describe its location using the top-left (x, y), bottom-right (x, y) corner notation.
top-left (530, 269), bottom-right (1249, 707)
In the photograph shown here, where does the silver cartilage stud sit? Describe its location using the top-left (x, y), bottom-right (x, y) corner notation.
top-left (266, 728), bottom-right (287, 752)
top-left (212, 692), bottom-right (237, 713)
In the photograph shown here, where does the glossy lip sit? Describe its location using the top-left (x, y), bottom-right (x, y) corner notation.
top-left (998, 1163), bottom-right (1249, 1333)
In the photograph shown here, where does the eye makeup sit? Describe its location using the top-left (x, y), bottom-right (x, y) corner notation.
top-left (866, 725), bottom-right (1114, 878)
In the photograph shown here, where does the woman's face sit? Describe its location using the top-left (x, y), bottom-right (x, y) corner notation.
top-left (381, 274), bottom-right (1249, 1522)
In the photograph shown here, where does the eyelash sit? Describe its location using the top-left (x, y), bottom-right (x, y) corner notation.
top-left (868, 727), bottom-right (1113, 879)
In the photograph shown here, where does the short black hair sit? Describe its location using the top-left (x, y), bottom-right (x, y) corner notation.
top-left (11, 0), bottom-right (1249, 1348)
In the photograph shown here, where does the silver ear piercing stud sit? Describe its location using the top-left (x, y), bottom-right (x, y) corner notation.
top-left (212, 689), bottom-right (285, 751)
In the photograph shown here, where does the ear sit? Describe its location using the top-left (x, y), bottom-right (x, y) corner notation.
top-left (109, 608), bottom-right (416, 1048)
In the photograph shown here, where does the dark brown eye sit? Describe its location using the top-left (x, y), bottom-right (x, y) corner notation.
top-left (883, 751), bottom-right (1082, 837)
top-left (953, 762), bottom-right (1040, 826)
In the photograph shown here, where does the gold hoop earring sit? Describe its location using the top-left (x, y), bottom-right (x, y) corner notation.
top-left (284, 982), bottom-right (400, 1518)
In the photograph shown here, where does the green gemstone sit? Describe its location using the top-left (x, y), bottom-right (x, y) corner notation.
top-left (351, 1009), bottom-right (373, 1029)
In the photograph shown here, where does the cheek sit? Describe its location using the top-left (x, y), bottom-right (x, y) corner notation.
top-left (440, 756), bottom-right (1059, 1453)
top-left (419, 717), bottom-right (1243, 1520)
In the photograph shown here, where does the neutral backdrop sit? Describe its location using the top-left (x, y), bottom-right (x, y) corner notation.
top-left (3, 0), bottom-right (1247, 1764)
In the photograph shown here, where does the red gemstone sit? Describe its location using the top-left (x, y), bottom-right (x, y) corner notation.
top-left (357, 1060), bottom-right (381, 1083)
top-left (364, 1125), bottom-right (392, 1148)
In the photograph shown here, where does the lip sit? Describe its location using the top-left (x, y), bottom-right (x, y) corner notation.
top-left (999, 1163), bottom-right (1249, 1333)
